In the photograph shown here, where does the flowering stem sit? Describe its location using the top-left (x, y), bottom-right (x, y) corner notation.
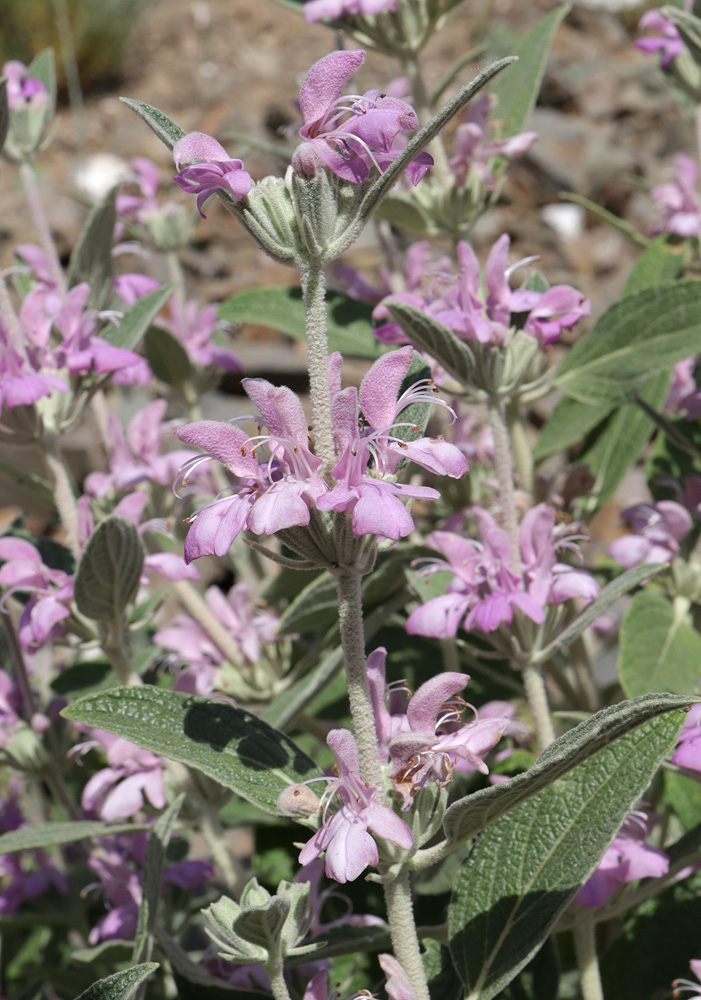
top-left (523, 661), bottom-right (556, 751)
top-left (573, 914), bottom-right (604, 1000)
top-left (488, 397), bottom-right (521, 574)
top-left (384, 872), bottom-right (431, 1000)
top-left (300, 260), bottom-right (336, 480)
top-left (267, 954), bottom-right (293, 1000)
top-left (19, 161), bottom-right (67, 296)
top-left (335, 568), bottom-right (384, 792)
top-left (43, 437), bottom-right (81, 561)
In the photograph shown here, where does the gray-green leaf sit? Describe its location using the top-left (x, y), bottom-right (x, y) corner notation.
top-left (104, 283), bottom-right (176, 351)
top-left (74, 516), bottom-right (144, 624)
top-left (133, 794), bottom-right (184, 965)
top-left (0, 77), bottom-right (9, 154)
top-left (119, 98), bottom-right (185, 151)
top-left (68, 187), bottom-right (117, 309)
top-left (62, 687), bottom-right (322, 817)
top-left (447, 709), bottom-right (685, 1000)
top-left (619, 590), bottom-right (701, 697)
top-left (384, 301), bottom-right (475, 386)
top-left (0, 820), bottom-right (148, 854)
top-left (442, 692), bottom-right (694, 845)
top-left (74, 963), bottom-right (159, 1000)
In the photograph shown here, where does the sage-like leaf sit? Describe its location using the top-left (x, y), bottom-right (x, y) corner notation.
top-left (442, 692), bottom-right (694, 845)
top-left (74, 516), bottom-right (144, 624)
top-left (532, 395), bottom-right (612, 462)
top-left (385, 301), bottom-right (475, 387)
top-left (489, 5), bottom-right (570, 137)
top-left (535, 562), bottom-right (665, 663)
top-left (120, 98), bottom-right (185, 150)
top-left (555, 281), bottom-right (701, 404)
top-left (622, 236), bottom-right (685, 294)
top-left (423, 939), bottom-right (464, 1000)
top-left (104, 283), bottom-right (175, 351)
top-left (218, 286), bottom-right (383, 359)
top-left (143, 325), bottom-right (194, 386)
top-left (62, 687), bottom-right (322, 817)
top-left (448, 709), bottom-right (684, 1000)
top-left (74, 964), bottom-right (159, 1000)
top-left (133, 794), bottom-right (185, 965)
top-left (619, 590), bottom-right (701, 697)
top-left (0, 820), bottom-right (149, 854)
top-left (67, 187), bottom-right (117, 309)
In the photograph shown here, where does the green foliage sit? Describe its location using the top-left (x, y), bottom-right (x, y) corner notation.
top-left (132, 795), bottom-right (184, 965)
top-left (218, 286), bottom-right (384, 360)
top-left (0, 820), bottom-right (149, 854)
top-left (74, 963), bottom-right (159, 1000)
top-left (104, 283), bottom-right (175, 351)
top-left (74, 516), bottom-right (144, 626)
top-left (0, 77), bottom-right (9, 153)
top-left (62, 687), bottom-right (322, 816)
top-left (120, 98), bottom-right (186, 151)
top-left (447, 710), bottom-right (684, 1000)
top-left (67, 187), bottom-right (117, 309)
top-left (384, 301), bottom-right (475, 385)
top-left (144, 324), bottom-right (194, 386)
top-left (622, 237), bottom-right (685, 294)
top-left (619, 590), bottom-right (701, 697)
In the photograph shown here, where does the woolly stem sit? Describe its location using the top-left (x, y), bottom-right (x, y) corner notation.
top-left (300, 260), bottom-right (336, 480)
top-left (384, 872), bottom-right (431, 1000)
top-left (336, 568), bottom-right (384, 792)
top-left (488, 397), bottom-right (521, 573)
top-left (0, 268), bottom-right (24, 349)
top-left (573, 915), bottom-right (604, 1000)
top-left (20, 161), bottom-right (67, 295)
top-left (267, 955), bottom-right (293, 1000)
top-left (43, 437), bottom-right (81, 560)
top-left (523, 661), bottom-right (556, 751)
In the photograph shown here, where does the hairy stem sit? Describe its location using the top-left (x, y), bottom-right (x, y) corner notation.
top-left (44, 438), bottom-right (81, 560)
top-left (336, 569), bottom-right (384, 792)
top-left (505, 402), bottom-right (534, 496)
top-left (384, 872), bottom-right (431, 1000)
top-left (103, 643), bottom-right (141, 686)
top-left (300, 260), bottom-right (336, 480)
top-left (573, 915), bottom-right (604, 1000)
top-left (488, 398), bottom-right (521, 573)
top-left (20, 161), bottom-right (67, 295)
top-left (523, 661), bottom-right (556, 751)
top-left (267, 954), bottom-right (293, 1000)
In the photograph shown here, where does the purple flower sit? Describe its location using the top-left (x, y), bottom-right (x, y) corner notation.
top-left (298, 729), bottom-right (413, 883)
top-left (672, 703), bottom-right (701, 772)
top-left (650, 155), bottom-right (701, 238)
top-left (0, 318), bottom-right (66, 413)
top-left (2, 61), bottom-right (49, 110)
top-left (292, 49), bottom-right (432, 184)
top-left (173, 132), bottom-right (252, 217)
top-left (367, 647), bottom-right (510, 808)
top-left (304, 0), bottom-right (399, 22)
top-left (79, 729), bottom-right (166, 821)
top-left (379, 954), bottom-right (419, 1000)
top-left (636, 10), bottom-right (685, 69)
top-left (573, 809), bottom-right (668, 908)
top-left (406, 504), bottom-right (598, 638)
top-left (0, 536), bottom-right (74, 652)
top-left (608, 500), bottom-right (692, 569)
top-left (449, 96), bottom-right (538, 188)
top-left (116, 156), bottom-right (162, 222)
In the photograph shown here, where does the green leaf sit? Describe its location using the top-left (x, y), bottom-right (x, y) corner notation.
top-left (133, 794), bottom-right (184, 965)
top-left (277, 571), bottom-right (337, 634)
top-left (577, 370), bottom-right (671, 511)
top-left (664, 770), bottom-right (701, 830)
top-left (374, 194), bottom-right (430, 234)
top-left (442, 692), bottom-right (695, 846)
top-left (384, 301), bottom-right (475, 387)
top-left (0, 77), bottom-right (9, 154)
top-left (535, 563), bottom-right (665, 663)
top-left (74, 516), bottom-right (145, 624)
top-left (532, 396), bottom-right (612, 462)
top-left (144, 325), bottom-right (194, 386)
top-left (62, 687), bottom-right (322, 817)
top-left (619, 590), bottom-right (701, 697)
top-left (423, 939), bottom-right (463, 1000)
top-left (119, 98), bottom-right (185, 151)
top-left (218, 286), bottom-right (383, 359)
top-left (74, 963), bottom-right (159, 1000)
top-left (600, 866), bottom-right (701, 1000)
top-left (0, 820), bottom-right (149, 854)
top-left (447, 709), bottom-right (684, 1000)
top-left (68, 187), bottom-right (117, 309)
top-left (489, 6), bottom-right (570, 136)
top-left (105, 283), bottom-right (175, 351)
top-left (622, 237), bottom-right (685, 295)
top-left (555, 281), bottom-right (701, 404)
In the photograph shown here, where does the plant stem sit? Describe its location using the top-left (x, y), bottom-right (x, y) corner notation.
top-left (300, 260), bottom-right (336, 480)
top-left (523, 661), bottom-right (556, 751)
top-left (103, 643), bottom-right (141, 686)
top-left (505, 402), bottom-right (534, 496)
top-left (488, 397), bottom-right (521, 573)
top-left (336, 569), bottom-right (384, 792)
top-left (267, 954), bottom-right (293, 1000)
top-left (20, 161), bottom-right (67, 295)
top-left (573, 915), bottom-right (604, 1000)
top-left (43, 437), bottom-right (81, 560)
top-left (384, 872), bottom-right (431, 1000)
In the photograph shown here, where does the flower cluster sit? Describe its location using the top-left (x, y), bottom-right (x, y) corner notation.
top-left (373, 234), bottom-right (590, 347)
top-left (608, 500), bottom-right (692, 570)
top-left (448, 96), bottom-right (538, 189)
top-left (636, 10), bottom-right (685, 69)
top-left (175, 346), bottom-right (467, 560)
top-left (303, 0), bottom-right (399, 22)
top-left (650, 155), bottom-right (701, 238)
top-left (407, 504), bottom-right (598, 637)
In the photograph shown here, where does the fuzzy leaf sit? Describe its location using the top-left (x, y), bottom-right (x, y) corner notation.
top-left (619, 590), bottom-right (701, 697)
top-left (532, 396), bottom-right (612, 462)
top-left (62, 687), bottom-right (322, 817)
top-left (68, 187), bottom-right (117, 308)
top-left (0, 821), bottom-right (148, 854)
top-left (555, 281), bottom-right (701, 404)
top-left (74, 516), bottom-right (144, 623)
top-left (218, 286), bottom-right (383, 359)
top-left (74, 964), bottom-right (159, 1000)
top-left (144, 325), bottom-right (193, 386)
top-left (442, 692), bottom-right (695, 845)
top-left (105, 283), bottom-right (175, 351)
top-left (133, 794), bottom-right (185, 965)
top-left (622, 237), bottom-right (685, 294)
top-left (119, 98), bottom-right (185, 151)
top-left (384, 301), bottom-right (475, 386)
top-left (448, 710), bottom-right (685, 1000)
top-left (489, 6), bottom-right (570, 137)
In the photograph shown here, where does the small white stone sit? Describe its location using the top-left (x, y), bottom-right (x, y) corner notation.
top-left (73, 153), bottom-right (131, 200)
top-left (541, 203), bottom-right (587, 241)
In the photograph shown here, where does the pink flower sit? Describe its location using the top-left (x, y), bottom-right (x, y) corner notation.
top-left (449, 96), bottom-right (538, 188)
top-left (2, 61), bottom-right (49, 110)
top-left (608, 500), bottom-right (692, 569)
top-left (636, 10), bottom-right (685, 69)
top-left (173, 132), bottom-right (252, 217)
top-left (298, 729), bottom-right (413, 883)
top-left (0, 537), bottom-right (74, 652)
top-left (651, 155), bottom-right (701, 238)
top-left (79, 730), bottom-right (166, 821)
top-left (292, 50), bottom-right (432, 184)
top-left (304, 0), bottom-right (399, 22)
top-left (672, 704), bottom-right (701, 773)
top-left (573, 810), bottom-right (668, 908)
